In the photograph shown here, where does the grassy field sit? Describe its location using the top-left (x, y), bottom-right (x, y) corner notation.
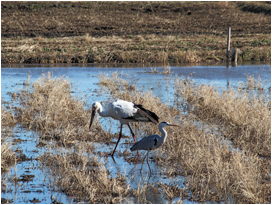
top-left (1, 1), bottom-right (271, 64)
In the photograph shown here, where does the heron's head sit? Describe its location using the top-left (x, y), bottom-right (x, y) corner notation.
top-left (89, 102), bottom-right (102, 130)
top-left (159, 121), bottom-right (179, 128)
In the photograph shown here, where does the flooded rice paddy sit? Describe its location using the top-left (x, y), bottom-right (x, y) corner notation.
top-left (1, 63), bottom-right (271, 204)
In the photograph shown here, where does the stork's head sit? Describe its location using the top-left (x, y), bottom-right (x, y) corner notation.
top-left (89, 102), bottom-right (102, 130)
top-left (92, 102), bottom-right (102, 111)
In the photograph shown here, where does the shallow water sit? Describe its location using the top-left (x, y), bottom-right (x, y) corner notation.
top-left (1, 126), bottom-right (73, 204)
top-left (1, 63), bottom-right (270, 204)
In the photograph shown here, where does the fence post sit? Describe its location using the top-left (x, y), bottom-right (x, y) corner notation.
top-left (226, 27), bottom-right (231, 62)
top-left (231, 48), bottom-right (237, 62)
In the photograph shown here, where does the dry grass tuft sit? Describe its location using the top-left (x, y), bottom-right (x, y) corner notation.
top-left (82, 33), bottom-right (92, 43)
top-left (174, 76), bottom-right (271, 158)
top-left (16, 72), bottom-right (107, 145)
top-left (245, 74), bottom-right (263, 90)
top-left (1, 135), bottom-right (15, 173)
top-left (98, 71), bottom-right (133, 93)
top-left (135, 35), bottom-right (145, 42)
top-left (150, 67), bottom-right (158, 74)
top-left (162, 66), bottom-right (171, 74)
top-left (1, 105), bottom-right (17, 173)
top-left (1, 105), bottom-right (17, 126)
top-left (148, 66), bottom-right (171, 75)
top-left (40, 146), bottom-right (131, 203)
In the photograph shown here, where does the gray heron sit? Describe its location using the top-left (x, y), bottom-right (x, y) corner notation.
top-left (130, 121), bottom-right (179, 172)
top-left (89, 99), bottom-right (159, 156)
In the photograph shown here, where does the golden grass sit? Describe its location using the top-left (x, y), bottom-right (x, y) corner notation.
top-left (1, 105), bottom-right (17, 126)
top-left (170, 75), bottom-right (271, 203)
top-left (16, 72), bottom-right (113, 145)
top-left (1, 136), bottom-right (15, 173)
top-left (40, 141), bottom-right (177, 203)
top-left (1, 125), bottom-right (16, 173)
top-left (174, 76), bottom-right (271, 158)
top-left (148, 66), bottom-right (172, 75)
top-left (158, 118), bottom-right (269, 203)
top-left (39, 146), bottom-right (131, 203)
top-left (98, 71), bottom-right (135, 96)
top-left (1, 106), bottom-right (17, 173)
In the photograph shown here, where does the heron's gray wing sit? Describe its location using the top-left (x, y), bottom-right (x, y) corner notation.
top-left (130, 134), bottom-right (160, 151)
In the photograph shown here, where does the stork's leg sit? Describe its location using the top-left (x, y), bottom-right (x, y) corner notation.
top-left (127, 123), bottom-right (141, 157)
top-left (111, 124), bottom-right (123, 157)
top-left (127, 123), bottom-right (137, 142)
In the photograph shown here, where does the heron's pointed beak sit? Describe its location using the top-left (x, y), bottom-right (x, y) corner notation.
top-left (169, 124), bottom-right (179, 127)
top-left (89, 109), bottom-right (96, 130)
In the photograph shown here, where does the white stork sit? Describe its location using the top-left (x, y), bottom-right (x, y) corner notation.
top-left (130, 121), bottom-right (179, 172)
top-left (89, 99), bottom-right (159, 156)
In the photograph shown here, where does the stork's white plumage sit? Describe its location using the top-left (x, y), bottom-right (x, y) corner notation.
top-left (89, 99), bottom-right (159, 156)
top-left (130, 121), bottom-right (179, 172)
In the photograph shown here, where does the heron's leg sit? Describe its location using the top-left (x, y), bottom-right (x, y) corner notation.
top-left (140, 151), bottom-right (150, 173)
top-left (111, 124), bottom-right (123, 157)
top-left (127, 123), bottom-right (140, 157)
top-left (146, 151), bottom-right (152, 174)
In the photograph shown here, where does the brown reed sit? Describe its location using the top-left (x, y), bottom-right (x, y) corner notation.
top-left (39, 146), bottom-right (131, 203)
top-left (16, 72), bottom-right (116, 145)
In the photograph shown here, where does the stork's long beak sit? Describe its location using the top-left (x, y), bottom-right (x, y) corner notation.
top-left (89, 109), bottom-right (96, 130)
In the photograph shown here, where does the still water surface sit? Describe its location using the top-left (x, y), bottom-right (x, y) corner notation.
top-left (1, 63), bottom-right (270, 203)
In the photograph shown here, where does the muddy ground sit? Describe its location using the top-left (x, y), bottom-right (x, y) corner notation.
top-left (1, 1), bottom-right (271, 64)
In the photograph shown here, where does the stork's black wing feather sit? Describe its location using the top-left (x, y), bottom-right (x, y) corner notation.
top-left (125, 104), bottom-right (159, 124)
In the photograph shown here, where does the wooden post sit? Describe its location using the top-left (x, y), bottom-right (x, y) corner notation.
top-left (231, 48), bottom-right (238, 67)
top-left (226, 27), bottom-right (231, 61)
top-left (231, 48), bottom-right (237, 62)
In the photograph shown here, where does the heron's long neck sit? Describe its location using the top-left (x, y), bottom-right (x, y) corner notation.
top-left (159, 126), bottom-right (167, 143)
